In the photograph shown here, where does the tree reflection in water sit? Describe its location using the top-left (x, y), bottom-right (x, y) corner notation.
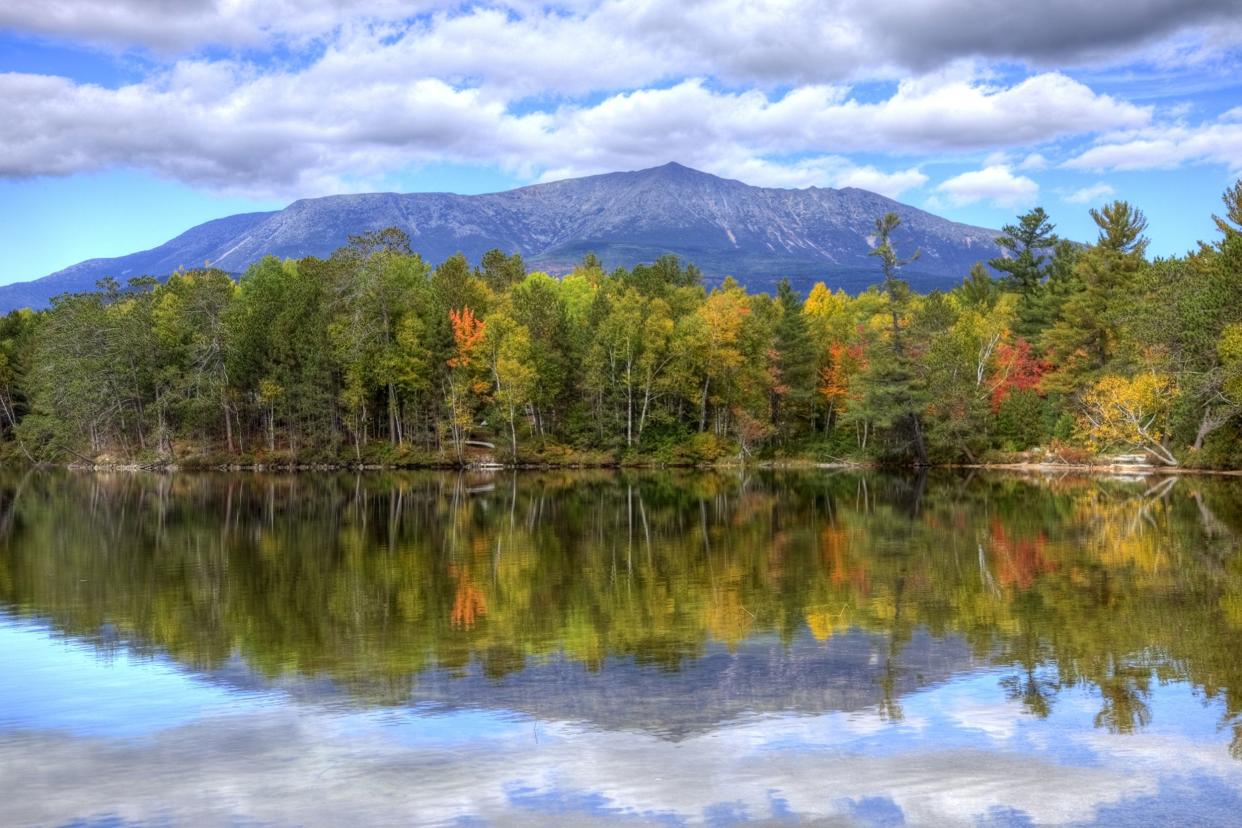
top-left (1, 468), bottom-right (1240, 750)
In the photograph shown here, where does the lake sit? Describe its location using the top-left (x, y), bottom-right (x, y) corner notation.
top-left (2, 469), bottom-right (1242, 826)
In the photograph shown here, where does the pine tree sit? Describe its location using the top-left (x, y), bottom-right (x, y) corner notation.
top-left (989, 208), bottom-right (1060, 341)
top-left (771, 279), bottom-right (816, 443)
top-left (958, 262), bottom-right (1000, 311)
top-left (1042, 202), bottom-right (1148, 393)
top-left (990, 208), bottom-right (1059, 294)
top-left (861, 212), bottom-right (929, 465)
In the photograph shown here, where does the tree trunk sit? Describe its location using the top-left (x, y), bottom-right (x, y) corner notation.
top-left (0, 390), bottom-right (33, 462)
top-left (1143, 441), bottom-right (1179, 467)
top-left (909, 412), bottom-right (929, 466)
top-left (638, 384), bottom-right (651, 442)
top-left (626, 371), bottom-right (633, 448)
top-left (1193, 404), bottom-right (1239, 451)
top-left (508, 404), bottom-right (518, 457)
top-left (223, 401), bottom-right (234, 454)
top-left (388, 383), bottom-right (402, 446)
top-left (699, 377), bottom-right (710, 433)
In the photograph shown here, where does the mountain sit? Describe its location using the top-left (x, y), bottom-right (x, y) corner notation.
top-left (0, 163), bottom-right (1001, 311)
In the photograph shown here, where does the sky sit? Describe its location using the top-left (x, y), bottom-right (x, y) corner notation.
top-left (1, 1), bottom-right (1241, 285)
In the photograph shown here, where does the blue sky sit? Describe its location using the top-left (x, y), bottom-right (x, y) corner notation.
top-left (1, 1), bottom-right (1240, 284)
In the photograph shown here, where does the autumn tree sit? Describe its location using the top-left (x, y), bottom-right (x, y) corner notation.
top-left (1078, 373), bottom-right (1179, 465)
top-left (446, 306), bottom-right (488, 459)
top-left (819, 341), bottom-right (864, 431)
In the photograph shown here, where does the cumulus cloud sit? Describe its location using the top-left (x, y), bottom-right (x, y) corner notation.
top-left (1018, 152), bottom-right (1051, 171)
top-left (1, 0), bottom-right (1236, 202)
top-left (0, 69), bottom-right (540, 196)
top-left (679, 156), bottom-right (928, 198)
top-left (1064, 117), bottom-right (1242, 175)
top-left (936, 165), bottom-right (1040, 208)
top-left (1064, 182), bottom-right (1116, 204)
top-left (0, 62), bottom-right (1149, 198)
top-left (3, 0), bottom-right (1239, 82)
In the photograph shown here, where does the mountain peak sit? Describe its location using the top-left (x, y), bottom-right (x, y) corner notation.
top-left (641, 161), bottom-right (721, 181)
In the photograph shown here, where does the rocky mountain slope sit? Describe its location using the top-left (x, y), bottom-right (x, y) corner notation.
top-left (1, 163), bottom-right (1001, 311)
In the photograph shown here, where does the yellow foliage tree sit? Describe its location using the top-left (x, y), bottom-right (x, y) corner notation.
top-left (1220, 321), bottom-right (1242, 402)
top-left (1078, 373), bottom-right (1179, 465)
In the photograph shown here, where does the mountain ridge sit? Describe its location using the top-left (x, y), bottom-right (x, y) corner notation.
top-left (0, 163), bottom-right (1001, 311)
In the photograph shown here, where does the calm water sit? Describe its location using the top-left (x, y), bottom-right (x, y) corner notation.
top-left (2, 470), bottom-right (1242, 826)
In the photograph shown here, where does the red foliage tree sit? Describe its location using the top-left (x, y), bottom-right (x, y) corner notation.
top-left (989, 338), bottom-right (1047, 410)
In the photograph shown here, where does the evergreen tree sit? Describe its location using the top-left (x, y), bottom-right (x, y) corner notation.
top-left (990, 207), bottom-right (1059, 293)
top-left (859, 212), bottom-right (929, 465)
top-left (1042, 201), bottom-right (1148, 393)
top-left (958, 262), bottom-right (1000, 311)
top-left (771, 279), bottom-right (816, 442)
top-left (989, 207), bottom-right (1060, 340)
top-left (477, 248), bottom-right (526, 292)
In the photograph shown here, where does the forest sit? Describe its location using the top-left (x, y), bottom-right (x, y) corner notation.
top-left (0, 182), bottom-right (1239, 468)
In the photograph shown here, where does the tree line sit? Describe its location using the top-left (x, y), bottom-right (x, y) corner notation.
top-left (0, 183), bottom-right (1240, 467)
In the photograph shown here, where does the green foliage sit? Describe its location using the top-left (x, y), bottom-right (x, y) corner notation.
top-left (856, 212), bottom-right (930, 464)
top-left (995, 388), bottom-right (1045, 451)
top-left (772, 279), bottom-right (816, 443)
top-left (477, 248), bottom-right (526, 292)
top-left (4, 180), bottom-right (1242, 468)
top-left (1042, 201), bottom-right (1149, 393)
top-left (990, 207), bottom-right (1059, 294)
top-left (957, 262), bottom-right (1000, 311)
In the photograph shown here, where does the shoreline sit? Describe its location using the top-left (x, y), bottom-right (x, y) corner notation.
top-left (32, 457), bottom-right (1242, 477)
top-left (949, 461), bottom-right (1242, 478)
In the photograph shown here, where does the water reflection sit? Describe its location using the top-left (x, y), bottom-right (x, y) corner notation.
top-left (1, 469), bottom-right (1242, 825)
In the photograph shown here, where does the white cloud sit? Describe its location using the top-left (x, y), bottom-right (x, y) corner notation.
top-left (936, 165), bottom-right (1040, 208)
top-left (3, 0), bottom-right (1239, 83)
top-left (18, 0), bottom-right (1242, 205)
top-left (1064, 118), bottom-right (1242, 175)
top-left (746, 72), bottom-right (1149, 152)
top-left (701, 156), bottom-right (929, 198)
top-left (831, 165), bottom-right (930, 198)
top-left (0, 62), bottom-right (1149, 198)
top-left (0, 70), bottom-right (541, 196)
top-left (1017, 152), bottom-right (1051, 171)
top-left (1064, 182), bottom-right (1116, 204)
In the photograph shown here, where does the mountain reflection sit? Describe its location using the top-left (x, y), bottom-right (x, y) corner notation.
top-left (1, 469), bottom-right (1241, 749)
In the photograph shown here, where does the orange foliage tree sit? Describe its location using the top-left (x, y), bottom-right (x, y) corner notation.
top-left (818, 341), bottom-right (865, 426)
top-left (446, 307), bottom-right (488, 458)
